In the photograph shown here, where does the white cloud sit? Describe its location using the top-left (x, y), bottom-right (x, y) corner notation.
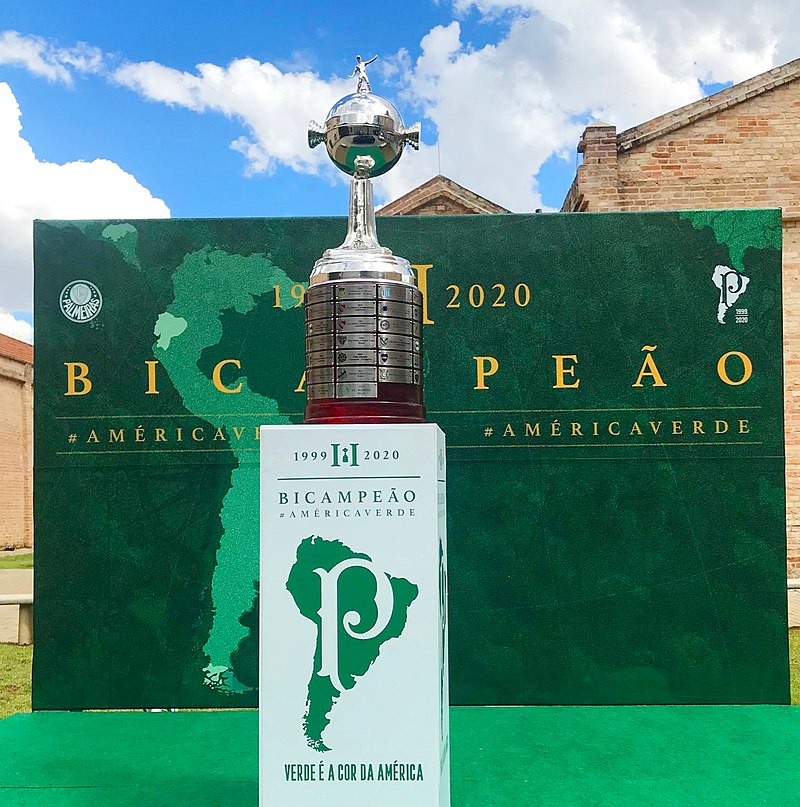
top-left (0, 82), bottom-right (170, 318)
top-left (113, 58), bottom-right (354, 177)
top-left (0, 310), bottom-right (32, 343)
top-left (107, 1), bottom-right (796, 212)
top-left (453, 0), bottom-right (780, 82)
top-left (0, 30), bottom-right (104, 84)
top-left (380, 0), bottom-right (785, 210)
top-left (113, 55), bottom-right (431, 201)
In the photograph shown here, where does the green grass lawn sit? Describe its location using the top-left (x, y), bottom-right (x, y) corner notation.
top-left (0, 643), bottom-right (33, 719)
top-left (0, 630), bottom-right (798, 719)
top-left (0, 552), bottom-right (33, 570)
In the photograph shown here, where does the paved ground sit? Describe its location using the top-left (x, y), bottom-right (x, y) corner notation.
top-left (0, 568), bottom-right (33, 644)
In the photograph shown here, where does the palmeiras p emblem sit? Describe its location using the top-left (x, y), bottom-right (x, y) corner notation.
top-left (60, 280), bottom-right (102, 323)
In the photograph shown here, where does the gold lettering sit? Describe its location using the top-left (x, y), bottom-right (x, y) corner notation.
top-left (145, 360), bottom-right (159, 395)
top-left (474, 356), bottom-right (499, 390)
top-left (503, 423), bottom-right (515, 437)
top-left (608, 421), bottom-right (620, 436)
top-left (176, 427), bottom-right (183, 442)
top-left (155, 428), bottom-right (166, 442)
top-left (212, 359), bottom-right (243, 394)
top-left (109, 429), bottom-right (125, 443)
top-left (715, 420), bottom-right (729, 434)
top-left (412, 264), bottom-right (434, 325)
top-left (192, 427), bottom-right (205, 442)
top-left (693, 420), bottom-right (705, 435)
top-left (672, 421), bottom-right (683, 435)
top-left (592, 422), bottom-right (599, 436)
top-left (571, 422), bottom-right (583, 436)
top-left (87, 430), bottom-right (99, 443)
top-left (294, 371), bottom-right (306, 393)
top-left (739, 419), bottom-right (749, 434)
top-left (525, 422), bottom-right (540, 437)
top-left (717, 351), bottom-right (753, 386)
top-left (630, 422), bottom-right (642, 435)
top-left (233, 427), bottom-right (245, 440)
top-left (552, 354), bottom-right (580, 389)
top-left (649, 421), bottom-right (662, 435)
top-left (213, 428), bottom-right (227, 441)
top-left (65, 362), bottom-right (92, 396)
top-left (632, 345), bottom-right (667, 387)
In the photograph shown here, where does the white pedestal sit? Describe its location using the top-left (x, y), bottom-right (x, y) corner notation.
top-left (259, 423), bottom-right (449, 807)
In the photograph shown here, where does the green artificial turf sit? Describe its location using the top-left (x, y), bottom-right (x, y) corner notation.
top-left (0, 631), bottom-right (797, 803)
top-left (1, 707), bottom-right (800, 805)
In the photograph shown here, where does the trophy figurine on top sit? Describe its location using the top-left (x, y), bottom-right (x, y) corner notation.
top-left (305, 56), bottom-right (424, 424)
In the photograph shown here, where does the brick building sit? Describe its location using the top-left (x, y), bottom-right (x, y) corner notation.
top-left (561, 59), bottom-right (800, 576)
top-left (378, 174), bottom-right (510, 216)
top-left (0, 333), bottom-right (33, 549)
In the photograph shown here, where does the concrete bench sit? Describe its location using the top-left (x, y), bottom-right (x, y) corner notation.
top-left (0, 594), bottom-right (32, 644)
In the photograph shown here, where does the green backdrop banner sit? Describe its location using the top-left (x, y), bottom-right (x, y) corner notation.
top-left (33, 211), bottom-right (789, 709)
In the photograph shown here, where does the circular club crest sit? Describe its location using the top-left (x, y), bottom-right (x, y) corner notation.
top-left (59, 280), bottom-right (102, 323)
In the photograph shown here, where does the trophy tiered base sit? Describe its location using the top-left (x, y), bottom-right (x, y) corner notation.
top-left (259, 424), bottom-right (449, 807)
top-left (305, 279), bottom-right (424, 424)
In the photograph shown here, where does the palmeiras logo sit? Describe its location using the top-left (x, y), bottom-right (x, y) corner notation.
top-left (60, 280), bottom-right (103, 323)
top-left (711, 265), bottom-right (749, 325)
top-left (286, 536), bottom-right (418, 751)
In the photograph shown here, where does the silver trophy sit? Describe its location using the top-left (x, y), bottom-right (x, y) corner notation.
top-left (305, 56), bottom-right (424, 423)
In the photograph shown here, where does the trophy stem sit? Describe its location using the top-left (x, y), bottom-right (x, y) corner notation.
top-left (339, 174), bottom-right (381, 251)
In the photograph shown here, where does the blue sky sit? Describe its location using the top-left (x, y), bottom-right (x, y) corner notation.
top-left (1, 1), bottom-right (517, 218)
top-left (0, 0), bottom-right (791, 339)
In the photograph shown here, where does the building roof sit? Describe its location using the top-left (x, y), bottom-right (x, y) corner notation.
top-left (378, 174), bottom-right (511, 216)
top-left (617, 58), bottom-right (800, 153)
top-left (0, 332), bottom-right (33, 364)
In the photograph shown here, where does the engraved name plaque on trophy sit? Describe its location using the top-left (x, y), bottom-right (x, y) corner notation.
top-left (260, 57), bottom-right (449, 807)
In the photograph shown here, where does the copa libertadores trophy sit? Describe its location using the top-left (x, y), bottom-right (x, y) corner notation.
top-left (259, 57), bottom-right (449, 807)
top-left (305, 55), bottom-right (424, 423)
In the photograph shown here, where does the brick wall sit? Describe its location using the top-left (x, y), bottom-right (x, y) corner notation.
top-left (569, 122), bottom-right (620, 212)
top-left (378, 174), bottom-right (510, 217)
top-left (398, 197), bottom-right (477, 215)
top-left (0, 352), bottom-right (33, 548)
top-left (563, 73), bottom-right (800, 574)
top-left (614, 82), bottom-right (800, 214)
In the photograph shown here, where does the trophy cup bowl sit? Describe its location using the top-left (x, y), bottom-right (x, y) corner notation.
top-left (309, 92), bottom-right (420, 177)
top-left (305, 59), bottom-right (424, 424)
